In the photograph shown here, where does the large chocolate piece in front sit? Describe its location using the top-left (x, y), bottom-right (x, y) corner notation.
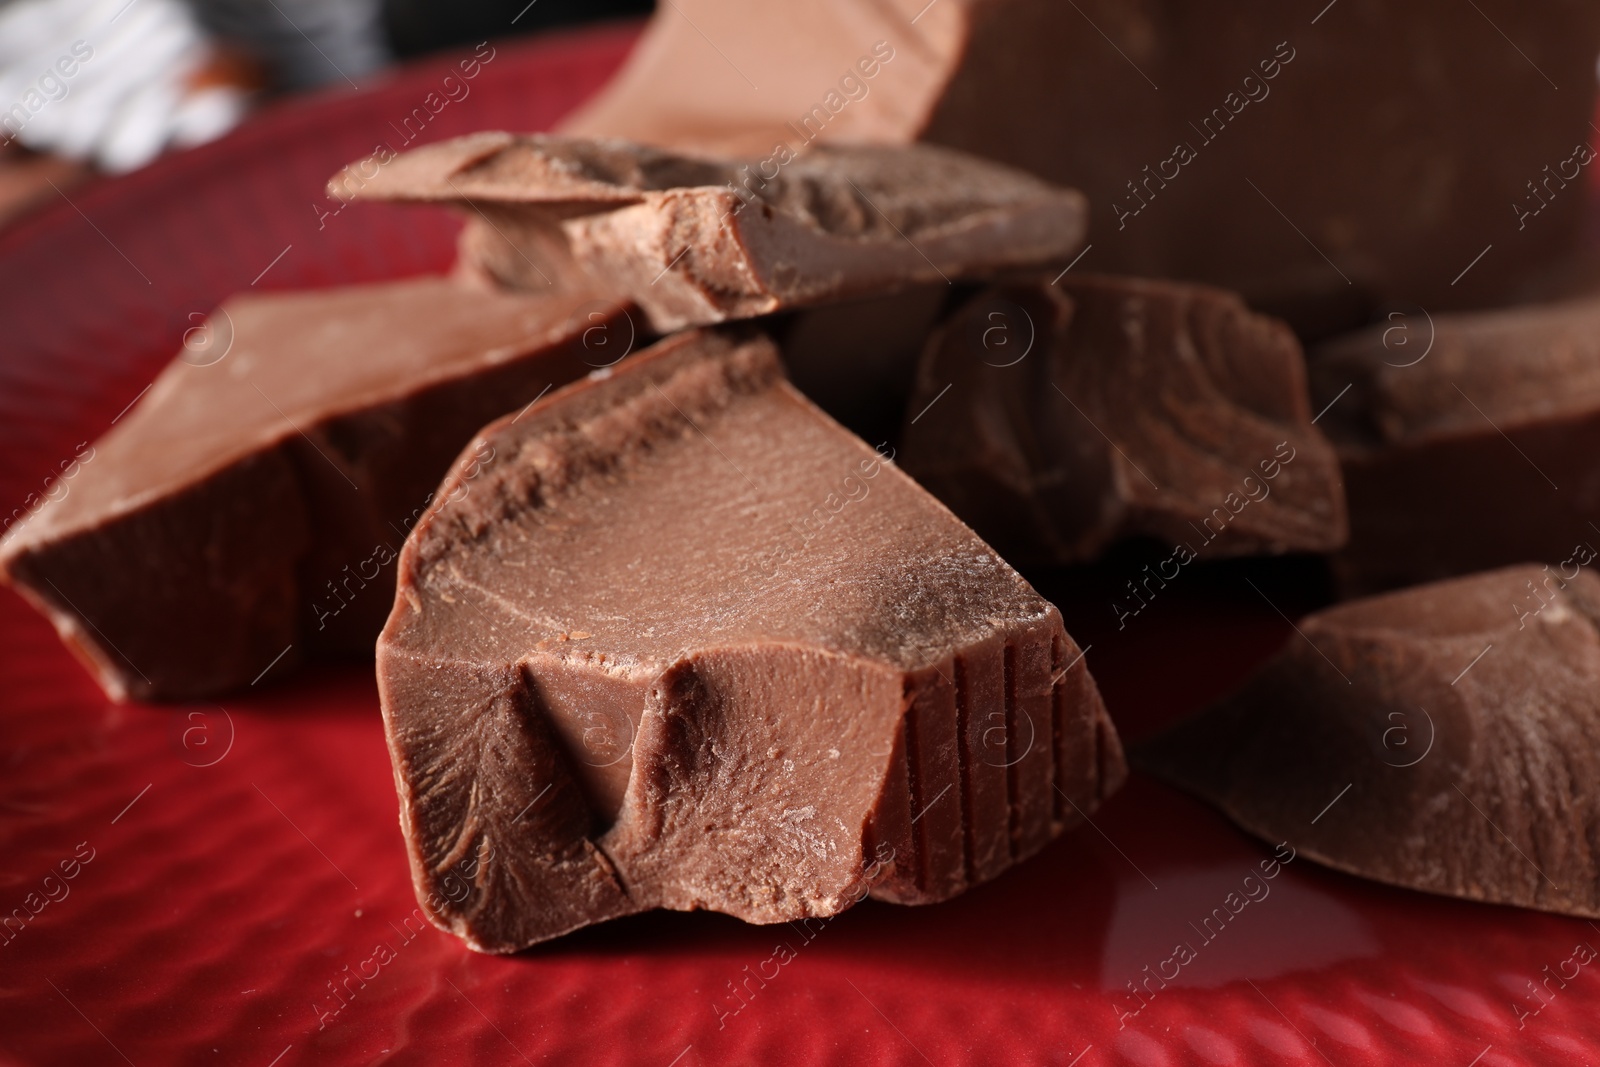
top-left (0, 278), bottom-right (625, 701)
top-left (1139, 566), bottom-right (1600, 918)
top-left (1311, 297), bottom-right (1600, 594)
top-left (340, 132), bottom-right (1086, 330)
top-left (561, 0), bottom-right (1600, 335)
top-left (901, 275), bottom-right (1345, 565)
top-left (376, 326), bottom-right (1124, 952)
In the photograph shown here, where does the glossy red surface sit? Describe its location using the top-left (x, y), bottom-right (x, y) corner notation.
top-left (3, 22), bottom-right (1600, 1067)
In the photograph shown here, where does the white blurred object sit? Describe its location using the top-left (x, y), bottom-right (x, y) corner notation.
top-left (169, 84), bottom-right (246, 146)
top-left (0, 0), bottom-right (253, 172)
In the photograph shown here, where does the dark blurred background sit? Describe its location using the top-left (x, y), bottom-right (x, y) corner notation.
top-left (382, 0), bottom-right (650, 58)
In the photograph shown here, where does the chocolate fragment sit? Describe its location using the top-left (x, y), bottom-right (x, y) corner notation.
top-left (900, 274), bottom-right (1346, 565)
top-left (1311, 296), bottom-right (1600, 594)
top-left (561, 0), bottom-right (1600, 336)
top-left (1139, 565), bottom-right (1600, 918)
top-left (376, 326), bottom-right (1124, 951)
top-left (341, 132), bottom-right (1086, 330)
top-left (0, 278), bottom-right (626, 701)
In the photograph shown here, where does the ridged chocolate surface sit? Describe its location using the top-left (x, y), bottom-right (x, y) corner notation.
top-left (377, 326), bottom-right (1123, 951)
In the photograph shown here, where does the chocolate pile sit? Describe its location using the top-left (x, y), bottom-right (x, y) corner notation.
top-left (8, 5), bottom-right (1600, 948)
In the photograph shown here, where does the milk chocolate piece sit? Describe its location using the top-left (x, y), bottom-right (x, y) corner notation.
top-left (376, 326), bottom-right (1124, 951)
top-left (901, 275), bottom-right (1346, 564)
top-left (1140, 565), bottom-right (1600, 917)
top-left (1311, 296), bottom-right (1600, 594)
top-left (0, 278), bottom-right (625, 701)
top-left (340, 132), bottom-right (1086, 331)
top-left (562, 0), bottom-right (1600, 335)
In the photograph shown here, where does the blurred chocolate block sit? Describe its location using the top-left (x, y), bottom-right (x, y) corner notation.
top-left (338, 132), bottom-right (1086, 330)
top-left (562, 0), bottom-right (1600, 337)
top-left (377, 325), bottom-right (1123, 951)
top-left (1311, 296), bottom-right (1600, 594)
top-left (901, 274), bottom-right (1345, 565)
top-left (773, 283), bottom-right (952, 445)
top-left (0, 278), bottom-right (626, 701)
top-left (1139, 565), bottom-right (1600, 918)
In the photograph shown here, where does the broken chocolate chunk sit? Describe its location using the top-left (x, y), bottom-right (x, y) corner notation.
top-left (0, 278), bottom-right (627, 701)
top-left (339, 132), bottom-right (1086, 331)
top-left (900, 274), bottom-right (1346, 565)
top-left (1139, 565), bottom-right (1600, 918)
top-left (561, 0), bottom-right (1600, 336)
top-left (376, 325), bottom-right (1124, 952)
top-left (1311, 296), bottom-right (1600, 594)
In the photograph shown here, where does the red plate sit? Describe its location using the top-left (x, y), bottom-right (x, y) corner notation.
top-left (2, 23), bottom-right (1598, 1067)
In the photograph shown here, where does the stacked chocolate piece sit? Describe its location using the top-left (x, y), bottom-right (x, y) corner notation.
top-left (8, 1), bottom-right (1600, 947)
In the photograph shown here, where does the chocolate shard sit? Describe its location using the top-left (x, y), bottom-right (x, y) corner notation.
top-left (0, 278), bottom-right (627, 701)
top-left (335, 131), bottom-right (733, 296)
top-left (338, 133), bottom-right (1086, 331)
top-left (1138, 565), bottom-right (1600, 918)
top-left (560, 0), bottom-right (1600, 337)
top-left (337, 130), bottom-right (720, 206)
top-left (900, 274), bottom-right (1346, 565)
top-left (377, 326), bottom-right (1124, 952)
top-left (1311, 296), bottom-right (1600, 594)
